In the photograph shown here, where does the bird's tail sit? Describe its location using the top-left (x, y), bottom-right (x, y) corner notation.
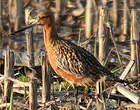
top-left (100, 65), bottom-right (138, 84)
top-left (107, 75), bottom-right (138, 84)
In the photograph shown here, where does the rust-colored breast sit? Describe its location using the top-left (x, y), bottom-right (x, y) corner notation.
top-left (44, 29), bottom-right (114, 86)
top-left (47, 48), bottom-right (83, 85)
top-left (46, 43), bottom-right (97, 86)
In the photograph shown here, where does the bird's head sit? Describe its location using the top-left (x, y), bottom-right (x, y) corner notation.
top-left (8, 10), bottom-right (56, 36)
top-left (37, 10), bottom-right (55, 26)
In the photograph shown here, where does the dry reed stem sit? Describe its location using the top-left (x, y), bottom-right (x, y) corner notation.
top-left (0, 103), bottom-right (10, 108)
top-left (96, 77), bottom-right (106, 110)
top-left (41, 52), bottom-right (51, 103)
top-left (112, 60), bottom-right (135, 94)
top-left (0, 74), bottom-right (29, 87)
top-left (123, 0), bottom-right (128, 36)
top-left (79, 105), bottom-right (87, 110)
top-left (25, 9), bottom-right (34, 67)
top-left (119, 60), bottom-right (135, 79)
top-left (25, 30), bottom-right (34, 67)
top-left (91, 0), bottom-right (98, 34)
top-left (29, 78), bottom-right (38, 110)
top-left (129, 0), bottom-right (137, 8)
top-left (13, 87), bottom-right (29, 94)
top-left (98, 7), bottom-right (108, 63)
top-left (15, 0), bottom-right (25, 31)
top-left (85, 0), bottom-right (93, 38)
top-left (0, 0), bottom-right (2, 30)
top-left (55, 0), bottom-right (64, 25)
top-left (3, 50), bottom-right (14, 102)
top-left (87, 99), bottom-right (93, 109)
top-left (130, 9), bottom-right (139, 76)
top-left (131, 9), bottom-right (137, 60)
top-left (8, 0), bottom-right (15, 33)
top-left (0, 101), bottom-right (28, 109)
top-left (107, 23), bottom-right (122, 64)
top-left (112, 0), bottom-right (118, 27)
top-left (123, 103), bottom-right (140, 109)
top-left (116, 84), bottom-right (140, 104)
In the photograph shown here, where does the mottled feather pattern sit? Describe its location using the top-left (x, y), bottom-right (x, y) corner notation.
top-left (52, 37), bottom-right (113, 79)
top-left (38, 10), bottom-right (134, 86)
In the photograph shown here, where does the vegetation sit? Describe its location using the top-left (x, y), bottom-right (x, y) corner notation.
top-left (0, 0), bottom-right (140, 110)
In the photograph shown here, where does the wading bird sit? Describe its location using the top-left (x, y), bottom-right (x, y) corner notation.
top-left (37, 10), bottom-right (130, 87)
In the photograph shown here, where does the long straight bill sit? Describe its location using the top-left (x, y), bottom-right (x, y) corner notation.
top-left (10, 23), bottom-right (37, 36)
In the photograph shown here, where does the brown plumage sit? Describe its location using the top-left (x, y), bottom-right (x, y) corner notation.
top-left (37, 10), bottom-right (128, 87)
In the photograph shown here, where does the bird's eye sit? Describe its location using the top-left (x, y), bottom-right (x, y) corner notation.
top-left (40, 15), bottom-right (49, 19)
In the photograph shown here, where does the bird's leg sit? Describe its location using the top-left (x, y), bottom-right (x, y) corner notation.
top-left (73, 85), bottom-right (79, 103)
top-left (75, 86), bottom-right (79, 96)
top-left (66, 83), bottom-right (79, 103)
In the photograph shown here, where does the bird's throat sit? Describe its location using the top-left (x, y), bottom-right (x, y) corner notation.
top-left (43, 24), bottom-right (57, 47)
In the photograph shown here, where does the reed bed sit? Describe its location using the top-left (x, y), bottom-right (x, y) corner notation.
top-left (0, 0), bottom-right (140, 110)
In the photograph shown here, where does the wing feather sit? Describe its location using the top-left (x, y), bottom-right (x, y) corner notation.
top-left (54, 39), bottom-right (112, 78)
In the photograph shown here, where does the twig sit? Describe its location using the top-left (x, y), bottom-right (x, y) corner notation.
top-left (0, 103), bottom-right (10, 108)
top-left (107, 22), bottom-right (122, 65)
top-left (123, 103), bottom-right (140, 109)
top-left (79, 105), bottom-right (87, 110)
top-left (0, 74), bottom-right (29, 87)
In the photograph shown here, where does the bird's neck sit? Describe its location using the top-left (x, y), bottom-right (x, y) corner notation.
top-left (43, 24), bottom-right (58, 46)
